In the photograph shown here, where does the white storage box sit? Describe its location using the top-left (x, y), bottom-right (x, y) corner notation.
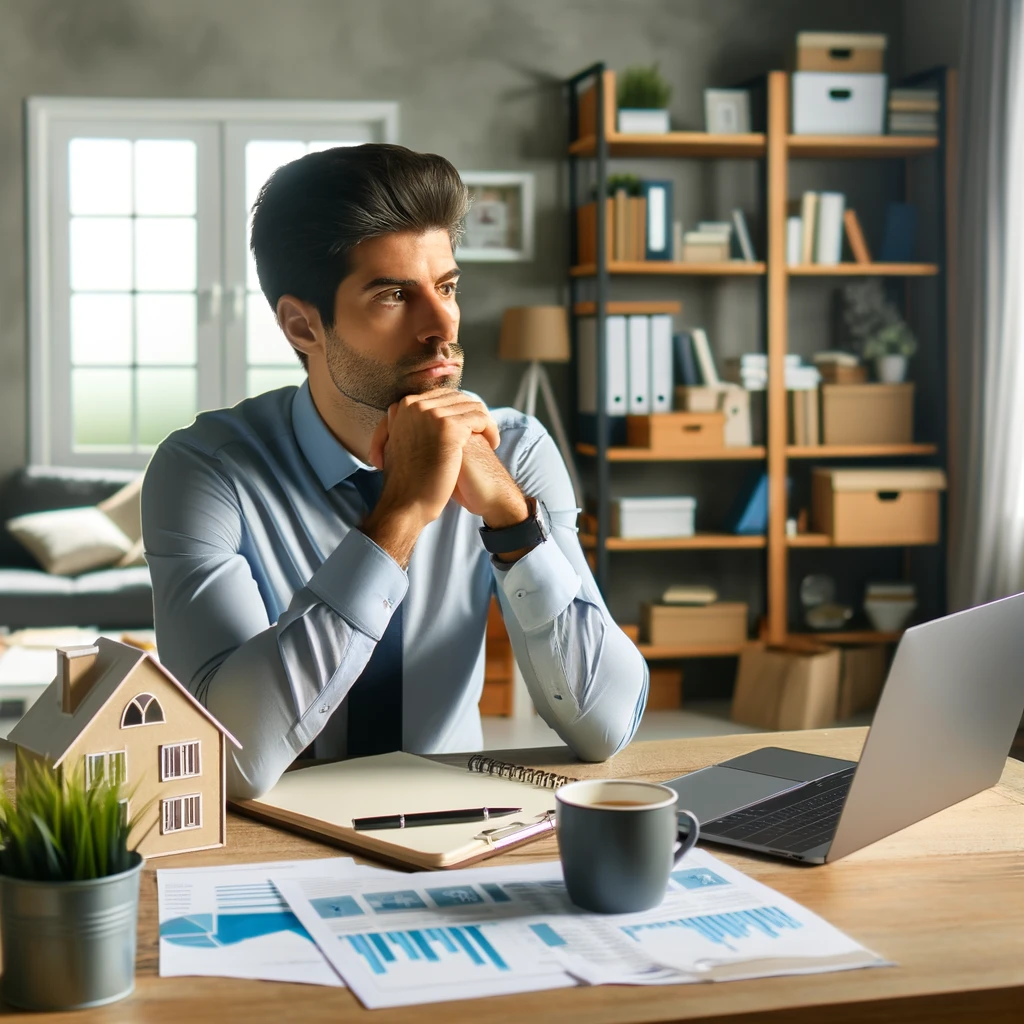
top-left (792, 72), bottom-right (887, 135)
top-left (611, 497), bottom-right (696, 539)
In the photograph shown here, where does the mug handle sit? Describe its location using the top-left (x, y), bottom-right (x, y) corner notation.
top-left (673, 809), bottom-right (700, 866)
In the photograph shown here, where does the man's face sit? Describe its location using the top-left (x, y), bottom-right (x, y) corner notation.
top-left (323, 229), bottom-right (463, 411)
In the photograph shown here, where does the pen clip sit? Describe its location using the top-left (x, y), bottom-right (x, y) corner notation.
top-left (474, 810), bottom-right (555, 845)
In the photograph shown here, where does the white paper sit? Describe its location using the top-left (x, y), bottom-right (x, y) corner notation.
top-left (157, 857), bottom-right (390, 986)
top-left (273, 848), bottom-right (889, 1009)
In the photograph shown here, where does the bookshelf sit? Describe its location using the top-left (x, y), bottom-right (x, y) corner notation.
top-left (565, 62), bottom-right (954, 654)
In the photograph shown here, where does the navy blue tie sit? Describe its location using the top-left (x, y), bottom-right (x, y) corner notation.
top-left (346, 469), bottom-right (403, 756)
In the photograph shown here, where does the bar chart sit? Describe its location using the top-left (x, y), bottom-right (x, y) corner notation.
top-left (622, 906), bottom-right (804, 952)
top-left (348, 924), bottom-right (511, 976)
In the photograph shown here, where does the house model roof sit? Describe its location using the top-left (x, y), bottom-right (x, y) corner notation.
top-left (9, 637), bottom-right (240, 766)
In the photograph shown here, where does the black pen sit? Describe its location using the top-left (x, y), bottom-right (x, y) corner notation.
top-left (352, 807), bottom-right (522, 831)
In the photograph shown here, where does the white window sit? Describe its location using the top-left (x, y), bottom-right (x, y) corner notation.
top-left (28, 99), bottom-right (399, 469)
top-left (84, 749), bottom-right (127, 787)
top-left (161, 793), bottom-right (202, 834)
top-left (160, 740), bottom-right (201, 781)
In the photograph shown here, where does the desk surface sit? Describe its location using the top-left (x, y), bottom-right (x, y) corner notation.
top-left (4, 728), bottom-right (1024, 1023)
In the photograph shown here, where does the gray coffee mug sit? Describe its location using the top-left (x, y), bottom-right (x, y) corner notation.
top-left (556, 779), bottom-right (700, 914)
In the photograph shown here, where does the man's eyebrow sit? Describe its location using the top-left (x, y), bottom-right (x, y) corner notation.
top-left (360, 268), bottom-right (461, 293)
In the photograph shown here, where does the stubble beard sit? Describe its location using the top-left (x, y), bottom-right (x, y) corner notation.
top-left (324, 328), bottom-right (465, 415)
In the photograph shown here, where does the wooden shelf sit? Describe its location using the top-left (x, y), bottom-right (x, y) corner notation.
top-left (787, 534), bottom-right (940, 549)
top-left (787, 134), bottom-right (939, 159)
top-left (788, 263), bottom-right (939, 276)
top-left (786, 444), bottom-right (939, 459)
top-left (788, 630), bottom-right (904, 645)
top-left (570, 132), bottom-right (766, 160)
top-left (573, 300), bottom-right (682, 316)
top-left (571, 261), bottom-right (766, 277)
top-left (580, 533), bottom-right (766, 551)
top-left (637, 641), bottom-right (755, 660)
top-left (576, 443), bottom-right (766, 462)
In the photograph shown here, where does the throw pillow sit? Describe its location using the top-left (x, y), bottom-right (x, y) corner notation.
top-left (117, 536), bottom-right (147, 568)
top-left (5, 506), bottom-right (134, 576)
top-left (97, 475), bottom-right (143, 543)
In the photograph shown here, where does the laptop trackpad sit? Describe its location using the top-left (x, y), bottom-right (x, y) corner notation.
top-left (663, 766), bottom-right (798, 825)
top-left (719, 747), bottom-right (857, 782)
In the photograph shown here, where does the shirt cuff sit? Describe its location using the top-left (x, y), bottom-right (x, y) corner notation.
top-left (306, 529), bottom-right (408, 641)
top-left (495, 536), bottom-right (581, 632)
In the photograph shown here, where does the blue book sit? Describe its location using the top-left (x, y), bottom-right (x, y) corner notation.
top-left (879, 203), bottom-right (917, 262)
top-left (729, 473), bottom-right (769, 535)
top-left (673, 331), bottom-right (702, 386)
top-left (640, 180), bottom-right (673, 261)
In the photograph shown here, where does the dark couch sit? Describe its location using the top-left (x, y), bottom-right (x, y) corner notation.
top-left (0, 467), bottom-right (153, 629)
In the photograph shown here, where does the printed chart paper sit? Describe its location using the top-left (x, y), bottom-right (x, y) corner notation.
top-left (273, 849), bottom-right (888, 1008)
top-left (157, 857), bottom-right (388, 985)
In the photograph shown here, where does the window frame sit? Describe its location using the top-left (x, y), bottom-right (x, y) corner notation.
top-left (161, 792), bottom-right (203, 834)
top-left (159, 739), bottom-right (202, 781)
top-left (27, 97), bottom-right (400, 468)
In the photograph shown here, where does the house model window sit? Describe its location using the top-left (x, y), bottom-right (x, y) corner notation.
top-left (85, 750), bottom-right (127, 787)
top-left (121, 692), bottom-right (164, 728)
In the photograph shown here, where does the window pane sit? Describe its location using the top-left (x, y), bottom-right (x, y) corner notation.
top-left (135, 218), bottom-right (197, 291)
top-left (306, 140), bottom-right (356, 153)
top-left (248, 366), bottom-right (305, 397)
top-left (73, 368), bottom-right (132, 447)
top-left (137, 294), bottom-right (196, 365)
top-left (134, 140), bottom-right (197, 215)
top-left (137, 368), bottom-right (196, 445)
top-left (245, 140), bottom-right (305, 211)
top-left (247, 293), bottom-right (292, 363)
top-left (70, 218), bottom-right (133, 291)
top-left (69, 138), bottom-right (132, 215)
top-left (71, 294), bottom-right (132, 365)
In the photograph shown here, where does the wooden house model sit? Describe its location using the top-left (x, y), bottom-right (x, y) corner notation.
top-left (9, 637), bottom-right (240, 858)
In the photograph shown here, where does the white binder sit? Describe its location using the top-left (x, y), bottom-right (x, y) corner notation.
top-left (627, 315), bottom-right (651, 414)
top-left (649, 314), bottom-right (674, 413)
top-left (577, 315), bottom-right (627, 416)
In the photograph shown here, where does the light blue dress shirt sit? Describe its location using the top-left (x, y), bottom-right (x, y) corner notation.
top-left (142, 382), bottom-right (648, 799)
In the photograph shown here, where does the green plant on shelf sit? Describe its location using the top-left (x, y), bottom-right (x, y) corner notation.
top-left (589, 173), bottom-right (642, 200)
top-left (842, 279), bottom-right (918, 359)
top-left (617, 63), bottom-right (672, 110)
top-left (0, 753), bottom-right (151, 882)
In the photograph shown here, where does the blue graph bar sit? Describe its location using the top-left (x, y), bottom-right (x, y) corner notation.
top-left (409, 930), bottom-right (440, 962)
top-left (530, 923), bottom-right (568, 948)
top-left (369, 933), bottom-right (395, 963)
top-left (465, 925), bottom-right (510, 971)
top-left (448, 926), bottom-right (485, 965)
top-left (622, 906), bottom-right (803, 950)
top-left (388, 931), bottom-right (420, 960)
top-left (349, 934), bottom-right (386, 975)
top-left (427, 928), bottom-right (458, 953)
top-left (347, 926), bottom-right (511, 974)
top-left (481, 883), bottom-right (512, 903)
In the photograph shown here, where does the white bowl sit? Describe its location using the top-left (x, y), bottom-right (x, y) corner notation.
top-left (864, 598), bottom-right (917, 633)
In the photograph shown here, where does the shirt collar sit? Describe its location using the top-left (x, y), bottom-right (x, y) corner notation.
top-left (291, 380), bottom-right (370, 491)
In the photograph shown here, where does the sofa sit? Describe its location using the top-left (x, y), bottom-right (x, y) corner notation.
top-left (0, 467), bottom-right (153, 629)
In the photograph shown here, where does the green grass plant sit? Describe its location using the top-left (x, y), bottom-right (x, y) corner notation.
top-left (618, 63), bottom-right (672, 110)
top-left (0, 754), bottom-right (150, 882)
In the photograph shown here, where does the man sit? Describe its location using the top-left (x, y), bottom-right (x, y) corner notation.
top-left (143, 143), bottom-right (648, 800)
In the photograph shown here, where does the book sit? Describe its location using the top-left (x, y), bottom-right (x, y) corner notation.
top-left (672, 220), bottom-right (684, 262)
top-left (662, 584), bottom-right (718, 605)
top-left (732, 209), bottom-right (756, 261)
top-left (786, 216), bottom-right (803, 266)
top-left (690, 327), bottom-right (720, 386)
top-left (887, 99), bottom-right (940, 113)
top-left (641, 180), bottom-right (673, 260)
top-left (843, 208), bottom-right (872, 263)
top-left (232, 751), bottom-right (578, 870)
top-left (673, 331), bottom-right (702, 386)
top-left (729, 472), bottom-right (769, 535)
top-left (880, 202), bottom-right (917, 262)
top-left (815, 193), bottom-right (845, 265)
top-left (614, 188), bottom-right (628, 262)
top-left (800, 192), bottom-right (818, 264)
top-left (575, 198), bottom-right (613, 266)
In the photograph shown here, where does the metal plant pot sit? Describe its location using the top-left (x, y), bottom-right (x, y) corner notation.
top-left (0, 853), bottom-right (143, 1011)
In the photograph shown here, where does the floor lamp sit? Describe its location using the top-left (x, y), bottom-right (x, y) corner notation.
top-left (499, 306), bottom-right (583, 507)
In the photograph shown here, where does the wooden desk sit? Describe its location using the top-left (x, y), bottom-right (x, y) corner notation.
top-left (4, 728), bottom-right (1024, 1022)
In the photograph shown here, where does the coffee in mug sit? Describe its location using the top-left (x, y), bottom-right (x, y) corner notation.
top-left (556, 780), bottom-right (700, 914)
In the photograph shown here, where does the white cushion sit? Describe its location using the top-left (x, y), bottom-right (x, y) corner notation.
top-left (5, 506), bottom-right (134, 576)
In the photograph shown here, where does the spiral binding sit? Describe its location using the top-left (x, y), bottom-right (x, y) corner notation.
top-left (466, 754), bottom-right (580, 791)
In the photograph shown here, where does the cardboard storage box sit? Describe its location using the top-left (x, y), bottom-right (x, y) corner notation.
top-left (837, 644), bottom-right (889, 719)
top-left (673, 386), bottom-right (752, 447)
top-left (821, 383), bottom-right (914, 445)
top-left (611, 496), bottom-right (696, 539)
top-left (627, 412), bottom-right (725, 451)
top-left (812, 468), bottom-right (947, 546)
top-left (792, 72), bottom-right (887, 135)
top-left (793, 32), bottom-right (887, 74)
top-left (732, 643), bottom-right (841, 731)
top-left (642, 602), bottom-right (748, 647)
top-left (647, 667), bottom-right (683, 710)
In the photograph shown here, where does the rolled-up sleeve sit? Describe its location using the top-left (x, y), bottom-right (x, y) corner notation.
top-left (143, 441), bottom-right (406, 800)
top-left (491, 422), bottom-right (649, 761)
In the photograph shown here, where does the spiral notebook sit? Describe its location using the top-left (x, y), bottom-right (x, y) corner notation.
top-left (231, 751), bottom-right (580, 870)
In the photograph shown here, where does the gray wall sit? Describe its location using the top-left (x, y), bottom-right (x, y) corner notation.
top-left (0, 0), bottom-right (910, 486)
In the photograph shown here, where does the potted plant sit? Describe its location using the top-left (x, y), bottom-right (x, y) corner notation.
top-left (617, 63), bottom-right (672, 135)
top-left (841, 279), bottom-right (918, 383)
top-left (0, 755), bottom-right (149, 1010)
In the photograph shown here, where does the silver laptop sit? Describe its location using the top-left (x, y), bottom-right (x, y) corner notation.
top-left (664, 591), bottom-right (1024, 864)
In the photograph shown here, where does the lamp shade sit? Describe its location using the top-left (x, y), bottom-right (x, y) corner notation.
top-left (499, 306), bottom-right (571, 363)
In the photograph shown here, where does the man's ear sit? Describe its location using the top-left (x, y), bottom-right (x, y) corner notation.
top-left (276, 295), bottom-right (324, 363)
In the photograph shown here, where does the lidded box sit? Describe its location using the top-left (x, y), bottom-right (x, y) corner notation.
top-left (611, 496), bottom-right (696, 539)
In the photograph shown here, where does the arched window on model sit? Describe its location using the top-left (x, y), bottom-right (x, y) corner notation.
top-left (121, 693), bottom-right (165, 728)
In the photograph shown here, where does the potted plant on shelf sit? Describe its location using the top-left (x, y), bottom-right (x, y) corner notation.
top-left (0, 756), bottom-right (150, 1011)
top-left (617, 63), bottom-right (672, 135)
top-left (841, 279), bottom-right (918, 383)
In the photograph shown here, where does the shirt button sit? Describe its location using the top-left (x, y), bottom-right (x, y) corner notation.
top-left (319, 705), bottom-right (330, 714)
top-left (383, 598), bottom-right (391, 609)
top-left (515, 589), bottom-right (526, 599)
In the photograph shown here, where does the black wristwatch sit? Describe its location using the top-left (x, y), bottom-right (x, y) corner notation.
top-left (479, 496), bottom-right (550, 555)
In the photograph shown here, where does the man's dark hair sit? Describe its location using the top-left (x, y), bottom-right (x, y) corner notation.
top-left (250, 143), bottom-right (470, 370)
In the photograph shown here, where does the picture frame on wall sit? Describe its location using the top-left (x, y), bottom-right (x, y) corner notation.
top-left (457, 171), bottom-right (535, 261)
top-left (704, 89), bottom-right (752, 134)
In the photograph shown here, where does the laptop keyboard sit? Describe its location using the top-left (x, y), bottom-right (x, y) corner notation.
top-left (702, 768), bottom-right (856, 855)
